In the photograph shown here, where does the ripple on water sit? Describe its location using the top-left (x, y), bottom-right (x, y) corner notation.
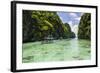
top-left (22, 39), bottom-right (91, 63)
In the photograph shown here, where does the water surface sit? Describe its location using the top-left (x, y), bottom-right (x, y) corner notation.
top-left (22, 39), bottom-right (91, 63)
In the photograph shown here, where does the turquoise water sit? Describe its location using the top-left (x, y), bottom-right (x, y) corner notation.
top-left (22, 39), bottom-right (91, 63)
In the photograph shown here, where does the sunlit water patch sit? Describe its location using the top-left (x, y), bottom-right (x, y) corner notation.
top-left (22, 39), bottom-right (91, 63)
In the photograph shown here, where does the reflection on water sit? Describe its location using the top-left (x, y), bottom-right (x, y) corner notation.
top-left (22, 38), bottom-right (91, 63)
top-left (69, 38), bottom-right (79, 59)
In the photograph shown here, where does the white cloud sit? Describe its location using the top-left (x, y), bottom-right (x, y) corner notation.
top-left (75, 17), bottom-right (81, 21)
top-left (68, 21), bottom-right (73, 25)
top-left (72, 25), bottom-right (78, 38)
top-left (68, 21), bottom-right (73, 31)
top-left (68, 21), bottom-right (79, 37)
top-left (72, 25), bottom-right (78, 33)
top-left (80, 13), bottom-right (84, 16)
top-left (69, 13), bottom-right (78, 17)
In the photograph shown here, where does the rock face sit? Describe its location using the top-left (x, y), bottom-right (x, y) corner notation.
top-left (23, 10), bottom-right (33, 42)
top-left (63, 23), bottom-right (75, 39)
top-left (23, 10), bottom-right (75, 42)
top-left (78, 13), bottom-right (91, 40)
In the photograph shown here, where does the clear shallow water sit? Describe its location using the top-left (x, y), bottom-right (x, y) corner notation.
top-left (22, 39), bottom-right (91, 63)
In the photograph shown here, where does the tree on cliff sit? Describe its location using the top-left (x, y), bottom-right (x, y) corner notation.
top-left (23, 10), bottom-right (76, 43)
top-left (78, 13), bottom-right (91, 40)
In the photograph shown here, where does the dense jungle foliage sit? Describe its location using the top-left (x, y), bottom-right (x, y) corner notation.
top-left (23, 10), bottom-right (75, 43)
top-left (78, 13), bottom-right (91, 40)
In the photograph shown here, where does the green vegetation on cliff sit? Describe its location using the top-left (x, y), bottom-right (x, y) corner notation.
top-left (23, 10), bottom-right (75, 43)
top-left (63, 23), bottom-right (75, 39)
top-left (78, 13), bottom-right (91, 40)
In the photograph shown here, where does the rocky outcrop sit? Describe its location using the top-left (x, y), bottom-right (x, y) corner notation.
top-left (23, 10), bottom-right (75, 42)
top-left (78, 13), bottom-right (91, 40)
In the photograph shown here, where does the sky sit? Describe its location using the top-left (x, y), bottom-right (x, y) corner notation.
top-left (57, 12), bottom-right (83, 37)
